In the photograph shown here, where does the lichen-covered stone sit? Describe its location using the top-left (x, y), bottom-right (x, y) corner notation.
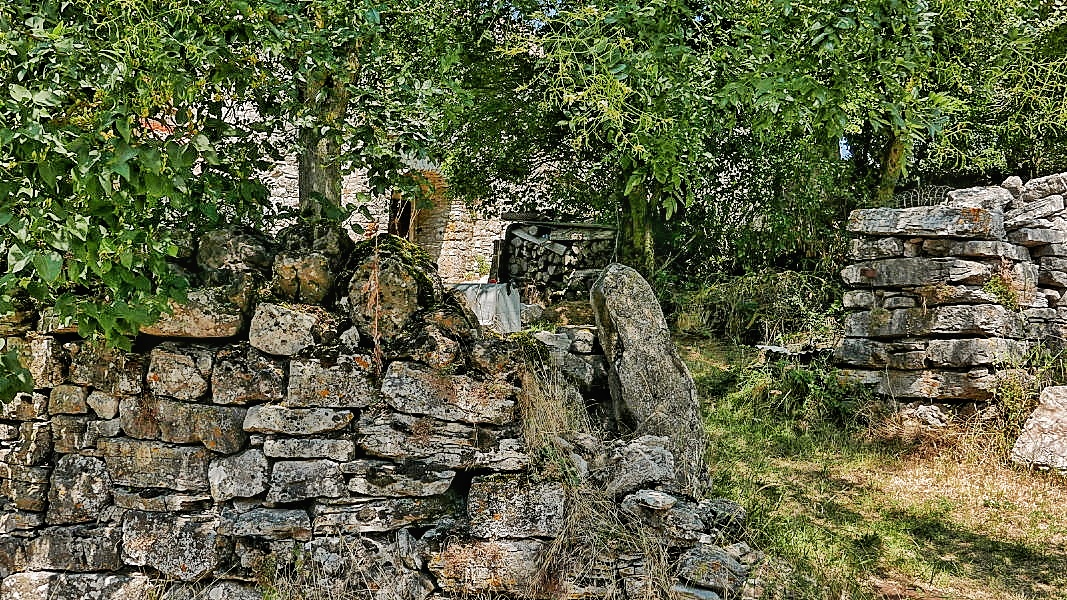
top-left (428, 539), bottom-right (544, 595)
top-left (0, 421), bottom-right (51, 466)
top-left (15, 333), bottom-right (65, 389)
top-left (596, 435), bottom-right (676, 496)
top-left (1009, 227), bottom-right (1067, 246)
top-left (98, 438), bottom-right (212, 491)
top-left (1020, 172), bottom-right (1067, 203)
top-left (468, 475), bottom-right (565, 539)
top-left (208, 449), bottom-right (268, 501)
top-left (263, 438), bottom-right (356, 461)
top-left (25, 525), bottom-right (123, 571)
top-left (843, 305), bottom-right (1026, 339)
top-left (381, 361), bottom-right (517, 425)
top-left (86, 391), bottom-right (121, 420)
top-left (0, 462), bottom-right (50, 511)
top-left (347, 236), bottom-right (442, 345)
top-left (197, 229), bottom-right (272, 273)
top-left (50, 415), bottom-right (89, 453)
top-left (921, 239), bottom-right (1030, 261)
top-left (220, 507), bottom-right (312, 540)
top-left (357, 410), bottom-right (528, 470)
top-left (838, 368), bottom-right (1019, 400)
top-left (676, 543), bottom-right (747, 597)
top-left (147, 344), bottom-right (213, 400)
top-left (841, 257), bottom-right (994, 287)
top-left (591, 264), bottom-right (703, 489)
top-left (311, 496), bottom-right (453, 534)
top-left (1012, 386), bottom-right (1067, 470)
top-left (47, 454), bottom-right (111, 524)
top-left (847, 205), bottom-right (1005, 239)
top-left (267, 459), bottom-right (345, 502)
top-left (112, 488), bottom-right (212, 512)
top-left (68, 341), bottom-right (144, 395)
top-left (119, 395), bottom-right (161, 440)
top-left (0, 572), bottom-right (151, 600)
top-left (140, 287), bottom-right (247, 338)
top-left (849, 237), bottom-right (905, 260)
top-left (944, 185), bottom-right (1014, 210)
top-left (1005, 194), bottom-right (1065, 229)
top-left (212, 343), bottom-right (286, 405)
top-left (274, 251), bottom-right (334, 304)
top-left (285, 355), bottom-right (378, 408)
top-left (243, 404), bottom-right (353, 435)
top-left (343, 459), bottom-right (456, 497)
top-left (248, 302), bottom-right (340, 356)
top-left (1, 510), bottom-right (43, 533)
top-left (123, 510), bottom-right (221, 580)
top-left (148, 396), bottom-right (247, 453)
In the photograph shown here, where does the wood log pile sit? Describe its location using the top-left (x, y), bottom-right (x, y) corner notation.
top-left (502, 223), bottom-right (616, 300)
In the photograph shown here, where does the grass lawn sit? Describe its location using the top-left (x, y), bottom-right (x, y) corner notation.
top-left (678, 336), bottom-right (1067, 600)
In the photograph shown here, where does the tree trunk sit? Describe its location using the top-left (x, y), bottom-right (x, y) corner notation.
top-left (298, 75), bottom-right (348, 220)
top-left (619, 185), bottom-right (655, 276)
top-left (876, 135), bottom-right (905, 205)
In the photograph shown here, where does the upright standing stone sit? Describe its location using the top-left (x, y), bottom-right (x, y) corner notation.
top-left (1012, 386), bottom-right (1067, 470)
top-left (590, 264), bottom-right (704, 491)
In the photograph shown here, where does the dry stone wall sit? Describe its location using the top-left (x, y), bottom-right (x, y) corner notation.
top-left (0, 233), bottom-right (752, 599)
top-left (837, 173), bottom-right (1067, 403)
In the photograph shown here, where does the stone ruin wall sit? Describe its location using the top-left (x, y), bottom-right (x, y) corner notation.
top-left (837, 172), bottom-right (1067, 406)
top-left (262, 159), bottom-right (505, 284)
top-left (0, 232), bottom-right (754, 600)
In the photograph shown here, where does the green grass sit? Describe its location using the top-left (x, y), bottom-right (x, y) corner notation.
top-left (678, 336), bottom-right (1067, 600)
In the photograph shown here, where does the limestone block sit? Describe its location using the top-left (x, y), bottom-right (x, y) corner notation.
top-left (945, 185), bottom-right (1014, 210)
top-left (98, 438), bottom-right (212, 491)
top-left (428, 540), bottom-right (544, 595)
top-left (285, 355), bottom-right (378, 408)
top-left (311, 497), bottom-right (453, 534)
top-left (840, 257), bottom-right (992, 287)
top-left (925, 338), bottom-right (1030, 367)
top-left (698, 498), bottom-right (748, 539)
top-left (267, 459), bottom-right (345, 502)
top-left (263, 438), bottom-right (356, 462)
top-left (1020, 172), bottom-right (1067, 203)
top-left (0, 392), bottom-right (47, 421)
top-left (148, 397), bottom-right (247, 453)
top-left (139, 287), bottom-right (246, 338)
top-left (676, 543), bottom-right (747, 597)
top-left (357, 411), bottom-right (528, 470)
top-left (212, 344), bottom-right (286, 405)
top-left (1008, 228), bottom-right (1067, 246)
top-left (408, 324), bottom-right (465, 370)
top-left (468, 475), bottom-right (565, 539)
top-left (119, 396), bottom-right (161, 440)
top-left (0, 572), bottom-right (151, 600)
top-left (208, 449), bottom-right (268, 501)
top-left (86, 391), bottom-right (121, 419)
top-left (84, 418), bottom-right (122, 446)
top-left (882, 296), bottom-right (916, 309)
top-left (343, 459), bottom-right (456, 497)
top-left (68, 341), bottom-right (143, 395)
top-left (846, 205), bottom-right (1004, 239)
top-left (1012, 386), bottom-right (1067, 471)
top-left (843, 290), bottom-right (875, 309)
top-left (381, 361), bottom-right (517, 425)
top-left (123, 510), bottom-right (221, 580)
top-left (596, 435), bottom-right (676, 496)
top-left (1004, 194), bottom-right (1065, 229)
top-left (920, 239), bottom-right (1030, 261)
top-left (50, 415), bottom-right (89, 453)
top-left (243, 405), bottom-right (353, 435)
top-left (197, 229), bottom-right (272, 273)
top-left (559, 325), bottom-right (598, 354)
top-left (839, 368), bottom-right (1014, 400)
top-left (273, 251), bottom-right (334, 304)
top-left (0, 462), bottom-right (50, 511)
top-left (0, 421), bottom-right (51, 466)
top-left (1040, 257), bottom-right (1067, 288)
top-left (147, 344), bottom-right (213, 400)
top-left (548, 349), bottom-right (608, 394)
top-left (47, 454), bottom-right (111, 524)
top-left (843, 305), bottom-right (1025, 339)
top-left (1003, 176), bottom-right (1024, 199)
top-left (248, 303), bottom-right (319, 356)
top-left (347, 237), bottom-right (441, 344)
top-left (532, 330), bottom-right (571, 352)
top-left (220, 507), bottom-right (312, 541)
top-left (835, 338), bottom-right (925, 370)
top-left (848, 237), bottom-right (904, 260)
top-left (0, 308), bottom-right (34, 336)
top-left (16, 333), bottom-right (65, 389)
top-left (25, 525), bottom-right (123, 571)
top-left (911, 284), bottom-right (999, 306)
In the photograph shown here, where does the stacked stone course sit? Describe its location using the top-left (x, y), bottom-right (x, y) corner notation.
top-left (838, 173), bottom-right (1067, 403)
top-left (0, 232), bottom-right (751, 599)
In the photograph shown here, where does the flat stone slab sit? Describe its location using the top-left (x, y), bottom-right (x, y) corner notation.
top-left (285, 355), bottom-right (379, 408)
top-left (139, 287), bottom-right (246, 338)
top-left (98, 438), bottom-right (212, 492)
top-left (468, 475), bottom-right (565, 539)
top-left (843, 305), bottom-right (1026, 339)
top-left (122, 510), bottom-right (221, 581)
top-left (1012, 386), bottom-right (1067, 470)
top-left (428, 540), bottom-right (544, 595)
top-left (267, 459), bottom-right (346, 502)
top-left (837, 338), bottom-right (1030, 369)
top-left (840, 257), bottom-right (993, 287)
top-left (311, 496), bottom-right (453, 534)
top-left (357, 411), bottom-right (528, 470)
top-left (846, 206), bottom-right (1005, 239)
top-left (208, 449), bottom-right (268, 501)
top-left (381, 361), bottom-right (517, 425)
top-left (343, 459), bottom-right (456, 497)
top-left (0, 572), bottom-right (151, 600)
top-left (220, 507), bottom-right (312, 540)
top-left (243, 404), bottom-right (353, 435)
top-left (839, 368), bottom-right (1023, 400)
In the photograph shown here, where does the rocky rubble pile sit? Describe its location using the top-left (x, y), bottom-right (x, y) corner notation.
top-left (836, 173), bottom-right (1067, 403)
top-left (0, 232), bottom-right (750, 599)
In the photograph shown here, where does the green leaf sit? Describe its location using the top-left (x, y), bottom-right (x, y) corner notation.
top-left (32, 252), bottom-right (63, 283)
top-left (9, 85), bottom-right (31, 102)
top-left (38, 161), bottom-right (58, 189)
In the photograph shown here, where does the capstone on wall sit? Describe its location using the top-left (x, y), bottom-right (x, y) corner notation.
top-left (837, 172), bottom-right (1067, 403)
